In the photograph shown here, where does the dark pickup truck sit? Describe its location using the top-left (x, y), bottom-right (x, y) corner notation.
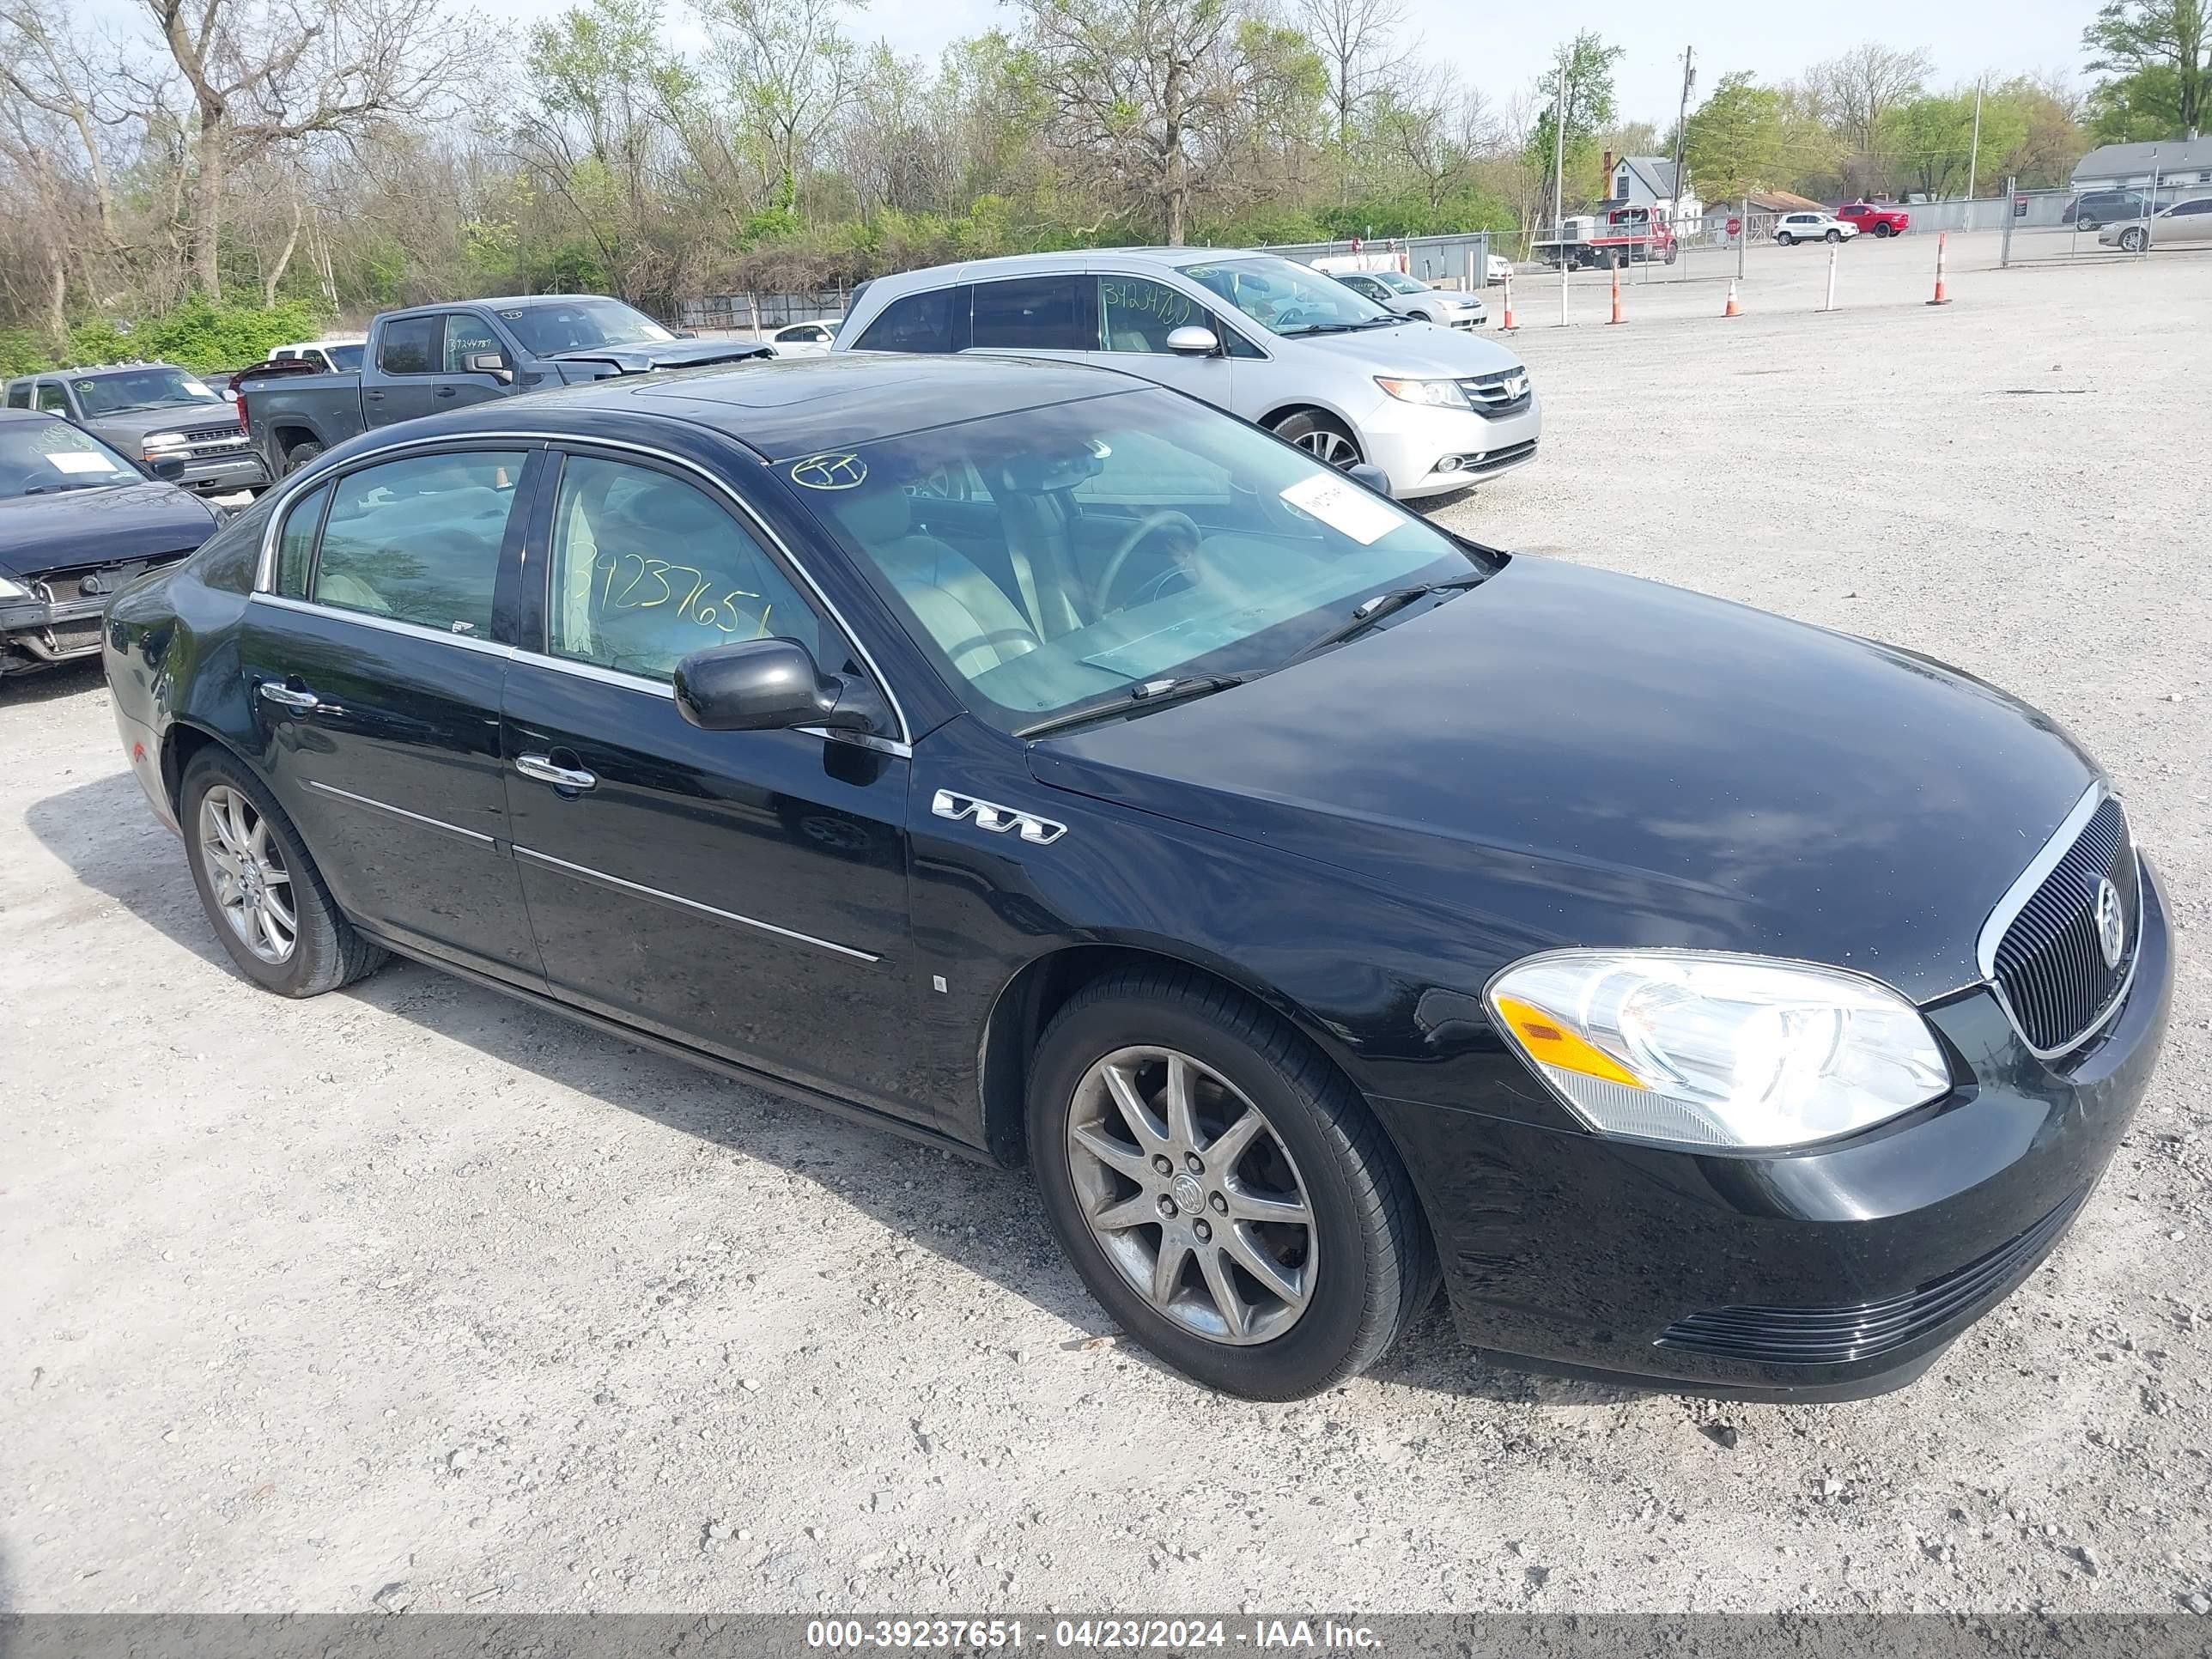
top-left (238, 294), bottom-right (770, 477)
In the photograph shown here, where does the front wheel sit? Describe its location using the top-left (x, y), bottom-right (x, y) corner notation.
top-left (1873, 222), bottom-right (1893, 238)
top-left (1269, 410), bottom-right (1362, 471)
top-left (1826, 229), bottom-right (1843, 243)
top-left (1028, 968), bottom-right (1435, 1399)
top-left (182, 748), bottom-right (386, 996)
top-left (2119, 228), bottom-right (2148, 252)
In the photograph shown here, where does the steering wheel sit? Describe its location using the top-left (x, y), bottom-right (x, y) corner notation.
top-left (1095, 510), bottom-right (1202, 612)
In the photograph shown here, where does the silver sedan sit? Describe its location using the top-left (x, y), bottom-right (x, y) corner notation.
top-left (1329, 269), bottom-right (1488, 330)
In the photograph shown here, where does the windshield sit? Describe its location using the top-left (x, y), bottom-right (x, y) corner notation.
top-left (500, 299), bottom-right (675, 356)
top-left (0, 419), bottom-right (142, 495)
top-left (327, 343), bottom-right (365, 371)
top-left (1178, 255), bottom-right (1396, 337)
top-left (70, 367), bottom-right (225, 417)
top-left (795, 388), bottom-right (1485, 733)
top-left (1375, 270), bottom-right (1428, 294)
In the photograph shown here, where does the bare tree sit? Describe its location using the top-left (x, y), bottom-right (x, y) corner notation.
top-left (695, 0), bottom-right (865, 203)
top-left (1292, 0), bottom-right (1408, 191)
top-left (1806, 40), bottom-right (1934, 153)
top-left (141, 0), bottom-right (459, 296)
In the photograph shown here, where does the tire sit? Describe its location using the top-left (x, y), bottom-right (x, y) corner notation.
top-left (1776, 232), bottom-right (1794, 246)
top-left (2078, 217), bottom-right (2100, 232)
top-left (1826, 228), bottom-right (1843, 243)
top-left (1027, 967), bottom-right (1436, 1399)
top-left (1268, 410), bottom-right (1361, 471)
top-left (181, 747), bottom-right (386, 997)
top-left (2119, 228), bottom-right (2148, 252)
top-left (1873, 222), bottom-right (1893, 238)
top-left (283, 440), bottom-right (323, 477)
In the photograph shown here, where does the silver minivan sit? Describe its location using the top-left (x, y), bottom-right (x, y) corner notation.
top-left (830, 248), bottom-right (1540, 499)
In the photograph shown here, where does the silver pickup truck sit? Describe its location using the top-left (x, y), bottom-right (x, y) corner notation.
top-left (2, 363), bottom-right (268, 497)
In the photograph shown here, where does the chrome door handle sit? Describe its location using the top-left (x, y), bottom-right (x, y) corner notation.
top-left (258, 681), bottom-right (321, 710)
top-left (517, 754), bottom-right (597, 791)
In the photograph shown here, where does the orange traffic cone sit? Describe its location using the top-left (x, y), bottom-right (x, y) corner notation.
top-left (1926, 231), bottom-right (1951, 306)
top-left (1608, 264), bottom-right (1625, 325)
top-left (1501, 270), bottom-right (1516, 330)
top-left (1723, 278), bottom-right (1742, 318)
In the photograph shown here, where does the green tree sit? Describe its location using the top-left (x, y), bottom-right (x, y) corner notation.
top-left (1523, 32), bottom-right (1623, 222)
top-left (2083, 0), bottom-right (2208, 135)
top-left (1876, 90), bottom-right (2029, 198)
top-left (1682, 72), bottom-right (1785, 199)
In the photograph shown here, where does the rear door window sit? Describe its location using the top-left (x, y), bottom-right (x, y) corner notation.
top-left (969, 276), bottom-right (1087, 350)
top-left (853, 288), bottom-right (957, 354)
top-left (311, 450), bottom-right (528, 636)
top-left (377, 316), bottom-right (442, 375)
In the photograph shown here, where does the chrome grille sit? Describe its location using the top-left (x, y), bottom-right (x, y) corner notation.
top-left (1989, 795), bottom-right (2139, 1055)
top-left (1457, 370), bottom-right (1531, 417)
top-left (173, 424), bottom-right (252, 457)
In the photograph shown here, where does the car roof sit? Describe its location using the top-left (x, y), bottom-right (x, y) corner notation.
top-left (863, 246), bottom-right (1271, 293)
top-left (409, 352), bottom-right (1154, 463)
top-left (9, 362), bottom-right (179, 380)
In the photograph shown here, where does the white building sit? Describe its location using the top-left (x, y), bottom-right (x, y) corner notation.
top-left (1604, 154), bottom-right (1705, 227)
top-left (2070, 137), bottom-right (2212, 194)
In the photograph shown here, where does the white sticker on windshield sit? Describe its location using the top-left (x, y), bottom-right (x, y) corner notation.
top-left (180, 379), bottom-right (214, 398)
top-left (1279, 471), bottom-right (1406, 545)
top-left (46, 452), bottom-right (112, 473)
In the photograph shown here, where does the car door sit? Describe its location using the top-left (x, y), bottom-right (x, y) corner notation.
top-left (423, 310), bottom-right (517, 411)
top-left (2161, 199), bottom-right (2212, 242)
top-left (366, 313), bottom-right (443, 427)
top-left (964, 274), bottom-right (1093, 364)
top-left (1088, 272), bottom-right (1242, 412)
top-left (499, 446), bottom-right (925, 1121)
top-left (34, 380), bottom-right (75, 419)
top-left (240, 443), bottom-right (548, 983)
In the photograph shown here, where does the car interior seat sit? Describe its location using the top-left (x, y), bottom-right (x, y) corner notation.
top-left (830, 481), bottom-right (1041, 678)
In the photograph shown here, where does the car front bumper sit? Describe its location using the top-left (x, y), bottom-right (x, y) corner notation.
top-left (1369, 857), bottom-right (2174, 1401)
top-left (174, 453), bottom-right (269, 495)
top-left (1361, 390), bottom-right (1542, 499)
top-left (2, 555), bottom-right (191, 672)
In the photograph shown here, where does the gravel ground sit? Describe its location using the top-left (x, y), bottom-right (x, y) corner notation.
top-left (4, 240), bottom-right (2211, 1618)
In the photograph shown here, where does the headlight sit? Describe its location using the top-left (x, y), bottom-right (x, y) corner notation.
top-left (0, 574), bottom-right (30, 600)
top-left (1486, 951), bottom-right (1951, 1151)
top-left (142, 432), bottom-right (187, 452)
top-left (1375, 376), bottom-right (1470, 409)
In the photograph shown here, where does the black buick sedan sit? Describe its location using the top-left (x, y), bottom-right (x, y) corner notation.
top-left (102, 356), bottom-right (2171, 1401)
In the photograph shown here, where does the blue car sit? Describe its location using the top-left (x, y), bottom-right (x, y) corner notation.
top-left (0, 408), bottom-right (221, 678)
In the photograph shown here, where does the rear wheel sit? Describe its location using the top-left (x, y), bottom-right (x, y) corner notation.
top-left (1269, 410), bottom-right (1361, 471)
top-left (1777, 231), bottom-right (1795, 246)
top-left (181, 748), bottom-right (385, 997)
top-left (1027, 968), bottom-right (1435, 1399)
top-left (283, 440), bottom-right (323, 476)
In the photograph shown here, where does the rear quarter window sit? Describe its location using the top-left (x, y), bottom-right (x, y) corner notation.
top-left (854, 288), bottom-right (959, 353)
top-left (188, 495), bottom-right (278, 594)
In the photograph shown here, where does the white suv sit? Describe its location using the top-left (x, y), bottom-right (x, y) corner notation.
top-left (1774, 213), bottom-right (1857, 246)
top-left (830, 248), bottom-right (1540, 499)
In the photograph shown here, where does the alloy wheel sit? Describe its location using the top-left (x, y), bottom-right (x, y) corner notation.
top-left (1294, 428), bottom-right (1358, 469)
top-left (199, 784), bottom-right (298, 964)
top-left (1065, 1045), bottom-right (1316, 1346)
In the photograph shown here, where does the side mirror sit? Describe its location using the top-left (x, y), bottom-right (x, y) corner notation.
top-left (1165, 325), bottom-right (1221, 356)
top-left (148, 456), bottom-right (187, 482)
top-left (672, 636), bottom-right (882, 734)
top-left (1346, 462), bottom-right (1393, 496)
top-left (465, 352), bottom-right (514, 385)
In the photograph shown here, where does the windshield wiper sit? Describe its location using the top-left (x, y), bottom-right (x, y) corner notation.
top-left (1283, 576), bottom-right (1486, 665)
top-left (1016, 672), bottom-right (1252, 739)
top-left (1279, 318), bottom-right (1399, 337)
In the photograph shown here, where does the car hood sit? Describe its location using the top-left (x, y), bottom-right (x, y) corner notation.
top-left (0, 482), bottom-right (217, 575)
top-left (550, 338), bottom-right (774, 374)
top-left (1298, 323), bottom-right (1522, 377)
top-left (87, 404), bottom-right (239, 441)
top-left (1026, 556), bottom-right (2097, 1001)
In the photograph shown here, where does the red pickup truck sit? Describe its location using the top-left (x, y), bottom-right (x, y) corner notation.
top-left (1838, 201), bottom-right (1911, 238)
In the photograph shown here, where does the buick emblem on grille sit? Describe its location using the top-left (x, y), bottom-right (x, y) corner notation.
top-left (2094, 876), bottom-right (2126, 969)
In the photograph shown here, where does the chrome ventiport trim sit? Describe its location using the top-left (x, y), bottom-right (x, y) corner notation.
top-left (1974, 781), bottom-right (2107, 979)
top-left (930, 789), bottom-right (1067, 845)
top-left (305, 780), bottom-right (496, 845)
top-left (513, 845), bottom-right (879, 962)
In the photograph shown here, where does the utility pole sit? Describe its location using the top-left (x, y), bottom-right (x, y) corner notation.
top-left (1966, 81), bottom-right (1984, 200)
top-left (1553, 48), bottom-right (1569, 326)
top-left (1668, 45), bottom-right (1695, 278)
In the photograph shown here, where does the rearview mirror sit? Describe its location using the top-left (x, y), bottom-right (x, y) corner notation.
top-left (1346, 462), bottom-right (1393, 496)
top-left (465, 352), bottom-right (514, 385)
top-left (672, 636), bottom-right (884, 735)
top-left (1165, 325), bottom-right (1220, 356)
top-left (148, 456), bottom-right (187, 482)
